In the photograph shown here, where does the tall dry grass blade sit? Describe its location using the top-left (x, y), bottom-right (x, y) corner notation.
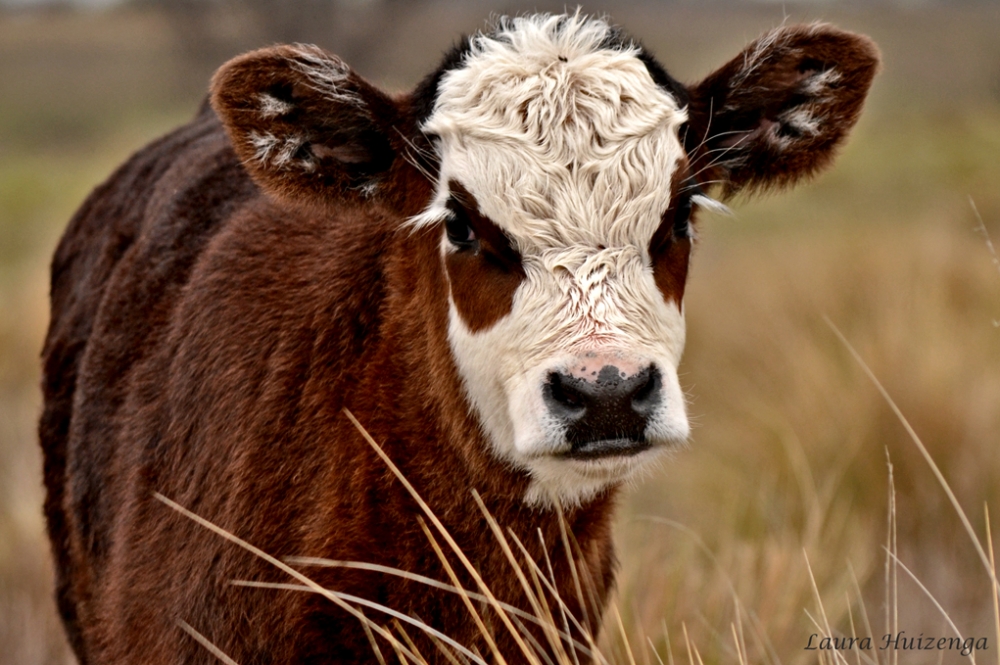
top-left (633, 517), bottom-right (741, 597)
top-left (747, 404), bottom-right (822, 545)
top-left (553, 500), bottom-right (592, 631)
top-left (970, 198), bottom-right (1000, 327)
top-left (345, 408), bottom-right (542, 665)
top-left (630, 599), bottom-right (650, 665)
top-left (391, 620), bottom-right (424, 663)
top-left (970, 193), bottom-right (1000, 378)
top-left (471, 489), bottom-right (577, 665)
top-left (358, 608), bottom-right (388, 665)
top-left (802, 610), bottom-right (823, 639)
top-left (803, 553), bottom-right (850, 665)
top-left (825, 321), bottom-right (1000, 591)
top-left (883, 549), bottom-right (974, 664)
top-left (689, 628), bottom-right (707, 665)
top-left (382, 626), bottom-right (412, 665)
top-left (681, 623), bottom-right (695, 665)
top-left (414, 515), bottom-right (511, 665)
top-left (176, 619), bottom-right (240, 665)
top-left (526, 534), bottom-right (575, 665)
top-left (535, 530), bottom-right (581, 665)
top-left (634, 515), bottom-right (782, 665)
top-left (847, 562), bottom-right (878, 665)
top-left (730, 624), bottom-right (745, 665)
top-left (661, 620), bottom-right (675, 665)
top-left (845, 593), bottom-right (860, 665)
top-left (471, 489), bottom-right (562, 658)
top-left (229, 580), bottom-right (487, 665)
top-left (518, 542), bottom-right (584, 665)
top-left (553, 504), bottom-right (605, 637)
top-left (732, 597), bottom-right (748, 665)
top-left (802, 610), bottom-right (849, 665)
top-left (611, 603), bottom-right (637, 665)
top-left (885, 454), bottom-right (898, 665)
top-left (987, 504), bottom-right (1000, 665)
top-left (393, 617), bottom-right (463, 665)
top-left (288, 556), bottom-right (574, 639)
top-left (634, 514), bottom-right (782, 665)
top-left (746, 612), bottom-right (782, 665)
top-left (970, 197), bottom-right (1000, 284)
top-left (506, 529), bottom-right (603, 664)
top-left (153, 493), bottom-right (424, 665)
top-left (647, 637), bottom-right (666, 665)
top-left (288, 559), bottom-right (474, 596)
top-left (727, 597), bottom-right (783, 665)
top-left (508, 614), bottom-right (558, 665)
top-left (841, 590), bottom-right (879, 665)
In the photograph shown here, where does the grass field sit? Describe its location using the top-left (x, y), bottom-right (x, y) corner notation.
top-left (1, 2), bottom-right (999, 664)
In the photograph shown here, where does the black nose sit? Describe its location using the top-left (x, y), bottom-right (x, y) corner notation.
top-left (543, 364), bottom-right (662, 458)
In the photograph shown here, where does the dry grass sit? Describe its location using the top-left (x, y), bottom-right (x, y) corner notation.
top-left (154, 377), bottom-right (1000, 665)
top-left (615, 208), bottom-right (1000, 662)
top-left (2, 3), bottom-right (1000, 664)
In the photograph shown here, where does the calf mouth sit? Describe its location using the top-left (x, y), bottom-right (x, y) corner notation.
top-left (560, 436), bottom-right (651, 460)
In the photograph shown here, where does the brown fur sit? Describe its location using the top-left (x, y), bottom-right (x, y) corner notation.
top-left (445, 181), bottom-right (526, 332)
top-left (684, 24), bottom-right (880, 197)
top-left (43, 102), bottom-right (612, 663)
top-left (650, 162), bottom-right (694, 305)
top-left (40, 21), bottom-right (877, 665)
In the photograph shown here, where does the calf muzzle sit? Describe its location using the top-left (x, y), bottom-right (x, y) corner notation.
top-left (544, 364), bottom-right (662, 458)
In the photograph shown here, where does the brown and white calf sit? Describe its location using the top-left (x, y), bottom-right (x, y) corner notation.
top-left (40, 13), bottom-right (878, 665)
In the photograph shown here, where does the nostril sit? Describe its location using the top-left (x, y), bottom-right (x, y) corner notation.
top-left (544, 372), bottom-right (587, 420)
top-left (630, 367), bottom-right (662, 415)
top-left (548, 363), bottom-right (662, 457)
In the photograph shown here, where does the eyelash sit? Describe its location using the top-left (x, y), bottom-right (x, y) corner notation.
top-left (673, 195), bottom-right (694, 239)
top-left (673, 177), bottom-right (703, 239)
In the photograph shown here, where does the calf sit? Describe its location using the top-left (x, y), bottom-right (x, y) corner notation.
top-left (40, 13), bottom-right (878, 665)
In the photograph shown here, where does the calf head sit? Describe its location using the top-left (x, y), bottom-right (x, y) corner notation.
top-left (212, 14), bottom-right (878, 506)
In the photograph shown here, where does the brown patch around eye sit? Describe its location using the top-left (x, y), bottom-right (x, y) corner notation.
top-left (649, 162), bottom-right (694, 306)
top-left (444, 181), bottom-right (526, 332)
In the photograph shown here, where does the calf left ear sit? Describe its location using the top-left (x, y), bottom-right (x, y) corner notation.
top-left (685, 24), bottom-right (880, 196)
top-left (211, 44), bottom-right (417, 209)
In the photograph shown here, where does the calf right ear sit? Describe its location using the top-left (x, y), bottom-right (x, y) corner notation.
top-left (685, 24), bottom-right (880, 197)
top-left (211, 44), bottom-right (418, 210)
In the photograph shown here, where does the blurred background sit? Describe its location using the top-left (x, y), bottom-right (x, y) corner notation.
top-left (1, 0), bottom-right (999, 663)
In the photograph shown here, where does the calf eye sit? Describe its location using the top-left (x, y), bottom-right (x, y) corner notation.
top-left (672, 176), bottom-right (705, 240)
top-left (672, 194), bottom-right (694, 239)
top-left (445, 198), bottom-right (479, 251)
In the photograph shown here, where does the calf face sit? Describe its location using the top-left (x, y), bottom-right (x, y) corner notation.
top-left (212, 14), bottom-right (878, 507)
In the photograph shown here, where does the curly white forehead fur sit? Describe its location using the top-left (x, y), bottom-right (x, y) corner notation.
top-left (415, 12), bottom-right (689, 255)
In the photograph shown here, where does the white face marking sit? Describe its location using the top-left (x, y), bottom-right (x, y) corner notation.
top-left (415, 14), bottom-right (692, 507)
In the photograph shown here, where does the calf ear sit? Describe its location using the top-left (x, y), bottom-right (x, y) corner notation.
top-left (211, 44), bottom-right (411, 208)
top-left (685, 24), bottom-right (879, 197)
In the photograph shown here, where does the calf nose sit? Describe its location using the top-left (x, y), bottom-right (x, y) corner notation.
top-left (543, 364), bottom-right (662, 457)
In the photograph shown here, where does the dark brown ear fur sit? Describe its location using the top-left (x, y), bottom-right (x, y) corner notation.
top-left (211, 44), bottom-right (428, 212)
top-left (686, 24), bottom-right (880, 197)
